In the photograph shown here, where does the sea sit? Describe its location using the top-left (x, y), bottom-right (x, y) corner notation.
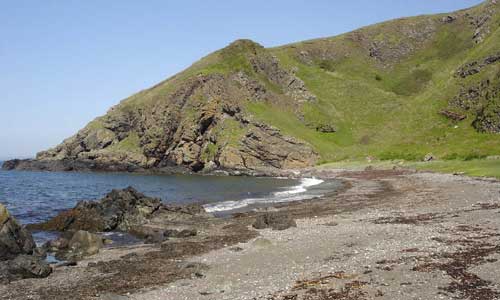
top-left (0, 161), bottom-right (340, 243)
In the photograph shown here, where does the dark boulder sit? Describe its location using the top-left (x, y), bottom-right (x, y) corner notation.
top-left (252, 212), bottom-right (297, 231)
top-left (0, 255), bottom-right (52, 284)
top-left (129, 226), bottom-right (167, 244)
top-left (29, 187), bottom-right (162, 233)
top-left (0, 204), bottom-right (36, 260)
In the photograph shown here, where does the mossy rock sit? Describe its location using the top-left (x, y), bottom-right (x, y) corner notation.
top-left (0, 204), bottom-right (10, 225)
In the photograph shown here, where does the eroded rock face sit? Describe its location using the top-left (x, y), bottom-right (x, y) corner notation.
top-left (2, 41), bottom-right (319, 174)
top-left (0, 204), bottom-right (36, 261)
top-left (447, 65), bottom-right (500, 133)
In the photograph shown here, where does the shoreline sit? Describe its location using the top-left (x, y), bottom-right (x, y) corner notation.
top-left (1, 168), bottom-right (500, 299)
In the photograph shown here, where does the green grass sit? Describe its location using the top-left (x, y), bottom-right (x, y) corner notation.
top-left (252, 6), bottom-right (500, 164)
top-left (319, 158), bottom-right (500, 179)
top-left (409, 159), bottom-right (500, 179)
top-left (76, 3), bottom-right (500, 170)
top-left (108, 132), bottom-right (142, 154)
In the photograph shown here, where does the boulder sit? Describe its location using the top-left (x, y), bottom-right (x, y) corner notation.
top-left (252, 212), bottom-right (297, 231)
top-left (0, 204), bottom-right (36, 261)
top-left (423, 153), bottom-right (435, 162)
top-left (29, 187), bottom-right (162, 233)
top-left (129, 226), bottom-right (167, 244)
top-left (67, 230), bottom-right (104, 258)
top-left (0, 255), bottom-right (52, 284)
top-left (0, 255), bottom-right (52, 283)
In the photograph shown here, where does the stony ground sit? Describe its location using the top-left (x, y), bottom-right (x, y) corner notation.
top-left (1, 169), bottom-right (500, 300)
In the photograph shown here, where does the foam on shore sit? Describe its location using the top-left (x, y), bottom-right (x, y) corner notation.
top-left (204, 177), bottom-right (324, 213)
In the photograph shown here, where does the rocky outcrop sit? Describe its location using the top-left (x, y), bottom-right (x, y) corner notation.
top-left (29, 187), bottom-right (162, 233)
top-left (456, 53), bottom-right (500, 78)
top-left (29, 187), bottom-right (213, 247)
top-left (447, 66), bottom-right (500, 133)
top-left (237, 124), bottom-right (318, 170)
top-left (0, 204), bottom-right (36, 260)
top-left (3, 47), bottom-right (319, 174)
top-left (0, 204), bottom-right (52, 283)
top-left (249, 52), bottom-right (316, 103)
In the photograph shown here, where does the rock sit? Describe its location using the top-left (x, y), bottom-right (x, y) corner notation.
top-left (0, 204), bottom-right (36, 260)
top-left (0, 204), bottom-right (9, 225)
top-left (456, 53), bottom-right (500, 78)
top-left (163, 229), bottom-right (197, 238)
top-left (439, 110), bottom-right (467, 121)
top-left (67, 230), bottom-right (104, 257)
top-left (252, 212), bottom-right (297, 231)
top-left (129, 226), bottom-right (167, 244)
top-left (0, 255), bottom-right (52, 283)
top-left (161, 203), bottom-right (211, 217)
top-left (32, 246), bottom-right (48, 259)
top-left (48, 237), bottom-right (70, 251)
top-left (423, 154), bottom-right (435, 162)
top-left (314, 123), bottom-right (336, 133)
top-left (442, 15), bottom-right (457, 23)
top-left (29, 187), bottom-right (162, 233)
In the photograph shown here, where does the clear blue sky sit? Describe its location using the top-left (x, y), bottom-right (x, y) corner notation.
top-left (0, 0), bottom-right (484, 159)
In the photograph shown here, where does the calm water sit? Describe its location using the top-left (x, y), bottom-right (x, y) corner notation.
top-left (0, 163), bottom-right (340, 228)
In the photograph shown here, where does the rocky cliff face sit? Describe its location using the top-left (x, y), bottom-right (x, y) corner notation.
top-left (4, 40), bottom-right (318, 174)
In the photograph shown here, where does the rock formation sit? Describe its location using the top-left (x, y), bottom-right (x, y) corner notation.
top-left (29, 187), bottom-right (162, 232)
top-left (0, 204), bottom-right (36, 260)
top-left (0, 204), bottom-right (52, 283)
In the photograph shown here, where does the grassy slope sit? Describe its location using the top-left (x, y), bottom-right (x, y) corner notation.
top-left (320, 158), bottom-right (500, 179)
top-left (84, 2), bottom-right (499, 171)
top-left (243, 4), bottom-right (500, 163)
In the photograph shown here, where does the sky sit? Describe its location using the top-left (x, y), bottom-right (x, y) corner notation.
top-left (0, 0), bottom-right (485, 160)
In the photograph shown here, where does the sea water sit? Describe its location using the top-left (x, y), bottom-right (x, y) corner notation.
top-left (0, 163), bottom-right (340, 243)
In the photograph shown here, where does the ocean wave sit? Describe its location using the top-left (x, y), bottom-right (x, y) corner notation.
top-left (273, 177), bottom-right (324, 196)
top-left (204, 177), bottom-right (324, 213)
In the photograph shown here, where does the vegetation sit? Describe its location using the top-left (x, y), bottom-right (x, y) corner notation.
top-left (320, 158), bottom-right (500, 179)
top-left (59, 1), bottom-right (500, 170)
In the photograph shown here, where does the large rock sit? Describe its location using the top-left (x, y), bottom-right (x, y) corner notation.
top-left (0, 205), bottom-right (51, 283)
top-left (29, 187), bottom-right (162, 233)
top-left (252, 212), bottom-right (297, 231)
top-left (0, 204), bottom-right (36, 261)
top-left (63, 230), bottom-right (104, 259)
top-left (0, 255), bottom-right (52, 283)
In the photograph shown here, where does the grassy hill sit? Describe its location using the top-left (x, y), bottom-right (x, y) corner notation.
top-left (249, 1), bottom-right (500, 163)
top-left (8, 0), bottom-right (499, 174)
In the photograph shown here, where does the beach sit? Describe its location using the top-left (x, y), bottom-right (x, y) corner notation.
top-left (1, 167), bottom-right (499, 300)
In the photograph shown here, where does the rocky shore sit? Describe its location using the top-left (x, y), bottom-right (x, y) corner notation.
top-left (1, 168), bottom-right (500, 300)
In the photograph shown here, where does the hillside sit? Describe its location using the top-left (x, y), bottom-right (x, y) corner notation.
top-left (4, 0), bottom-right (500, 174)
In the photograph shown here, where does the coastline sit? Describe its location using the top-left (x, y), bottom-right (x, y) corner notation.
top-left (2, 167), bottom-right (500, 299)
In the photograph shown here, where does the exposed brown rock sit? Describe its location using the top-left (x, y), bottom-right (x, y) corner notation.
top-left (0, 204), bottom-right (36, 261)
